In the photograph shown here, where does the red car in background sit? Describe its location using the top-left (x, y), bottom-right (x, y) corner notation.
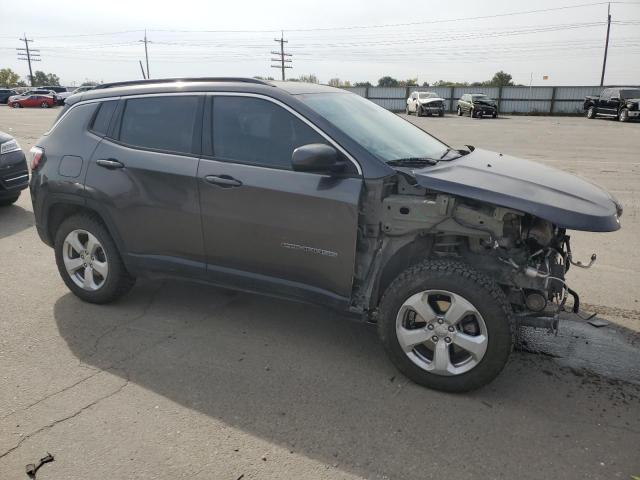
top-left (10, 94), bottom-right (56, 108)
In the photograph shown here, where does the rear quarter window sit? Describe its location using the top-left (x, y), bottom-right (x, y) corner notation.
top-left (90, 101), bottom-right (118, 136)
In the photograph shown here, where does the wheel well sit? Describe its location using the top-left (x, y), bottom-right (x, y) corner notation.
top-left (47, 203), bottom-right (104, 243)
top-left (375, 237), bottom-right (434, 304)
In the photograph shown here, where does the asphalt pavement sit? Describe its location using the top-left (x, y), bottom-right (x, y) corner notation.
top-left (1, 107), bottom-right (638, 479)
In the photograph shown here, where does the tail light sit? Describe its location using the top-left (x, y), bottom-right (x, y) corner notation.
top-left (30, 146), bottom-right (44, 170)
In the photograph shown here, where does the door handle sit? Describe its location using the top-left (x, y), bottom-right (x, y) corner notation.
top-left (96, 158), bottom-right (124, 169)
top-left (204, 175), bottom-right (242, 188)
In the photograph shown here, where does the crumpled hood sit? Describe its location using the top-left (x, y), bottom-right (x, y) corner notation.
top-left (418, 97), bottom-right (444, 104)
top-left (408, 148), bottom-right (622, 232)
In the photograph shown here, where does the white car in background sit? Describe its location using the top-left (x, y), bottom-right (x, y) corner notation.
top-left (406, 91), bottom-right (446, 117)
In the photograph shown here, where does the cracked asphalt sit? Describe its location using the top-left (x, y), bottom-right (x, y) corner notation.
top-left (1, 107), bottom-right (639, 479)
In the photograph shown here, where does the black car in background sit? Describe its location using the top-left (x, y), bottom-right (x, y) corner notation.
top-left (0, 88), bottom-right (19, 104)
top-left (457, 93), bottom-right (498, 118)
top-left (0, 131), bottom-right (28, 206)
top-left (584, 87), bottom-right (640, 122)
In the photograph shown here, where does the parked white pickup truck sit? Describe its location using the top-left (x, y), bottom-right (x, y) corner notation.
top-left (405, 91), bottom-right (445, 117)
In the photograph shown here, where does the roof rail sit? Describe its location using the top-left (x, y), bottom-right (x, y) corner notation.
top-left (93, 77), bottom-right (272, 90)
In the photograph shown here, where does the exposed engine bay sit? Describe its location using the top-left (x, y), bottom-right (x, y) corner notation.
top-left (354, 173), bottom-right (600, 331)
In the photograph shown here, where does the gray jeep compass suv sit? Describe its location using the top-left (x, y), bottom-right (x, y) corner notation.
top-left (30, 78), bottom-right (622, 392)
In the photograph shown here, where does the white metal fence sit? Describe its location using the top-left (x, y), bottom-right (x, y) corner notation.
top-left (342, 85), bottom-right (638, 115)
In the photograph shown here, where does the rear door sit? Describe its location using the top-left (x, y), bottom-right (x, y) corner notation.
top-left (25, 95), bottom-right (38, 107)
top-left (197, 94), bottom-right (362, 305)
top-left (85, 95), bottom-right (206, 277)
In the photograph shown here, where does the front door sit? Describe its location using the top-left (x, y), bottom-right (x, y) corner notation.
top-left (198, 95), bottom-right (362, 305)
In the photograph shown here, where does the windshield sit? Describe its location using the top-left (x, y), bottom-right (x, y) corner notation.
top-left (419, 93), bottom-right (437, 99)
top-left (300, 93), bottom-right (449, 163)
top-left (620, 89), bottom-right (640, 99)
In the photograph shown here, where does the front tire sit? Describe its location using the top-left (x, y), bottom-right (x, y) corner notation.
top-left (587, 106), bottom-right (596, 119)
top-left (54, 214), bottom-right (135, 304)
top-left (12, 102), bottom-right (20, 108)
top-left (456, 106), bottom-right (462, 116)
top-left (377, 260), bottom-right (513, 392)
top-left (41, 102), bottom-right (49, 108)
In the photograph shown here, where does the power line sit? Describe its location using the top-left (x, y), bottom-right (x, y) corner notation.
top-left (271, 32), bottom-right (292, 80)
top-left (1, 0), bottom-right (629, 39)
top-left (17, 34), bottom-right (40, 86)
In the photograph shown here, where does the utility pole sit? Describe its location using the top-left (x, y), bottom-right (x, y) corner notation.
top-left (17, 34), bottom-right (41, 86)
top-left (139, 29), bottom-right (151, 79)
top-left (600, 2), bottom-right (611, 87)
top-left (271, 32), bottom-right (292, 80)
top-left (139, 60), bottom-right (147, 79)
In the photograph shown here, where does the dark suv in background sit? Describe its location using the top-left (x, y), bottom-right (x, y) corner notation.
top-left (456, 93), bottom-right (498, 118)
top-left (0, 88), bottom-right (19, 104)
top-left (29, 78), bottom-right (621, 392)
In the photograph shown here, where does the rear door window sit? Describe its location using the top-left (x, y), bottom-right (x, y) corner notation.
top-left (118, 96), bottom-right (200, 155)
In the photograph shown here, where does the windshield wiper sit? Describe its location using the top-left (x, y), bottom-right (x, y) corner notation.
top-left (439, 148), bottom-right (463, 160)
top-left (386, 157), bottom-right (439, 167)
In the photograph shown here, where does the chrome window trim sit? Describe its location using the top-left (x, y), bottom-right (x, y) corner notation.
top-left (46, 96), bottom-right (120, 135)
top-left (47, 91), bottom-right (362, 175)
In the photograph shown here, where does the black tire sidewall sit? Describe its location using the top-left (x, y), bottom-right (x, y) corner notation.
top-left (378, 261), bottom-right (512, 392)
top-left (54, 214), bottom-right (133, 304)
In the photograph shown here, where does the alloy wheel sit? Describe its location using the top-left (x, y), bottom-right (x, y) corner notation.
top-left (62, 229), bottom-right (109, 291)
top-left (395, 290), bottom-right (488, 376)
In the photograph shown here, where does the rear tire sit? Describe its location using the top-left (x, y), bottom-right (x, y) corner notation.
top-left (12, 102), bottom-right (20, 108)
top-left (54, 213), bottom-right (136, 304)
top-left (41, 102), bottom-right (49, 108)
top-left (377, 259), bottom-right (513, 392)
top-left (0, 194), bottom-right (20, 206)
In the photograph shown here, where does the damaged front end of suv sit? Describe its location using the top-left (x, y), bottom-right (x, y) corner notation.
top-left (350, 143), bottom-right (621, 391)
top-left (357, 146), bottom-right (622, 328)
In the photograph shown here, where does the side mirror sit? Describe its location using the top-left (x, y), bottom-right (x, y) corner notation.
top-left (291, 143), bottom-right (342, 173)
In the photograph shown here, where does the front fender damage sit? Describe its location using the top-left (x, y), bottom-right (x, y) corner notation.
top-left (353, 173), bottom-right (602, 332)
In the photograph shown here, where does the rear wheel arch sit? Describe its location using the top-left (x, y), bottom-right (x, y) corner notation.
top-left (47, 202), bottom-right (125, 254)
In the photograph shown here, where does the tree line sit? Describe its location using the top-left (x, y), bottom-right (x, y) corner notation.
top-left (3, 66), bottom-right (518, 90)
top-left (256, 71), bottom-right (518, 88)
top-left (0, 67), bottom-right (98, 88)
